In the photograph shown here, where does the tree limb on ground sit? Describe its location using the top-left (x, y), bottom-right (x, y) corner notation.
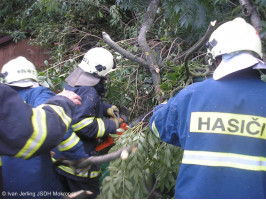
top-left (184, 20), bottom-right (217, 79)
top-left (54, 143), bottom-right (138, 174)
top-left (137, 0), bottom-right (161, 94)
top-left (102, 32), bottom-right (149, 68)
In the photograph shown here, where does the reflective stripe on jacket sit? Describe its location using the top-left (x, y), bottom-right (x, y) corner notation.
top-left (52, 158), bottom-right (101, 178)
top-left (56, 84), bottom-right (117, 181)
top-left (2, 86), bottom-right (75, 198)
top-left (150, 70), bottom-right (266, 199)
top-left (0, 84), bottom-right (74, 157)
top-left (57, 131), bottom-right (80, 151)
top-left (65, 84), bottom-right (116, 147)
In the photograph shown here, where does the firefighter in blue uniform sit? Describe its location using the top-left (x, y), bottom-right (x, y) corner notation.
top-left (53, 47), bottom-right (119, 198)
top-left (149, 17), bottom-right (266, 199)
top-left (0, 83), bottom-right (81, 156)
top-left (0, 76), bottom-right (81, 198)
top-left (1, 57), bottom-right (88, 199)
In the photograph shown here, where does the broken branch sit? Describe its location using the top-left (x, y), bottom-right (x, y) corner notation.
top-left (77, 143), bottom-right (137, 168)
top-left (184, 20), bottom-right (217, 79)
top-left (102, 32), bottom-right (148, 68)
top-left (54, 144), bottom-right (138, 174)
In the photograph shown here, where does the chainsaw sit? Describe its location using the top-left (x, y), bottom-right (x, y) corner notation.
top-left (96, 112), bottom-right (128, 153)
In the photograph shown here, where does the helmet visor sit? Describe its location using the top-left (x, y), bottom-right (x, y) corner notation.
top-left (65, 67), bottom-right (101, 87)
top-left (213, 52), bottom-right (262, 80)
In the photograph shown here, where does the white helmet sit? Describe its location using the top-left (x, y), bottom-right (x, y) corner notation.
top-left (1, 56), bottom-right (38, 85)
top-left (206, 18), bottom-right (265, 80)
top-left (78, 47), bottom-right (116, 77)
top-left (206, 17), bottom-right (263, 66)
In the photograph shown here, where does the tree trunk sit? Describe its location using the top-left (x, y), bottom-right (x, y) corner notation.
top-left (137, 0), bottom-right (161, 96)
top-left (239, 0), bottom-right (265, 40)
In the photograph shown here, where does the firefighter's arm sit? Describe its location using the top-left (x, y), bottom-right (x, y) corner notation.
top-left (149, 97), bottom-right (181, 146)
top-left (55, 128), bottom-right (89, 160)
top-left (0, 84), bottom-right (78, 158)
top-left (71, 87), bottom-right (117, 139)
top-left (72, 117), bottom-right (117, 139)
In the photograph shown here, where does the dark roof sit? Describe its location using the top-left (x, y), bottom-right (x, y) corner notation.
top-left (0, 35), bottom-right (13, 45)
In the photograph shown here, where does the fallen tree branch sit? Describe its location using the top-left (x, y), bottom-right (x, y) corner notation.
top-left (184, 20), bottom-right (217, 79)
top-left (78, 144), bottom-right (137, 168)
top-left (54, 143), bottom-right (138, 174)
top-left (102, 32), bottom-right (149, 68)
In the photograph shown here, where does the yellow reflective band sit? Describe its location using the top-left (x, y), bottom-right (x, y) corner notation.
top-left (51, 158), bottom-right (88, 177)
top-left (182, 150), bottom-right (266, 171)
top-left (0, 156), bottom-right (2, 166)
top-left (46, 104), bottom-right (71, 130)
top-left (72, 118), bottom-right (94, 132)
top-left (15, 109), bottom-right (47, 159)
top-left (151, 119), bottom-right (160, 138)
top-left (190, 112), bottom-right (266, 140)
top-left (57, 132), bottom-right (80, 151)
top-left (90, 170), bottom-right (102, 178)
top-left (96, 118), bottom-right (105, 138)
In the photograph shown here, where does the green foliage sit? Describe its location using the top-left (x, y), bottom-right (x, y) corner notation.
top-left (10, 31), bottom-right (27, 43)
top-left (255, 0), bottom-right (266, 7)
top-left (1, 0), bottom-right (130, 66)
top-left (99, 122), bottom-right (183, 199)
top-left (1, 1), bottom-right (265, 198)
top-left (105, 63), bottom-right (154, 120)
top-left (116, 0), bottom-right (242, 45)
top-left (38, 58), bottom-right (79, 91)
top-left (163, 0), bottom-right (208, 29)
top-left (160, 61), bottom-right (187, 98)
top-left (0, 0), bottom-right (35, 30)
top-left (116, 0), bottom-right (149, 11)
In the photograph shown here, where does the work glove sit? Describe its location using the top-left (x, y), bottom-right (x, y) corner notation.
top-left (110, 117), bottom-right (119, 129)
top-left (107, 105), bottom-right (119, 118)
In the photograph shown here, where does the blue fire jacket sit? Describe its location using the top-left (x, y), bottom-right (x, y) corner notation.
top-left (150, 70), bottom-right (266, 199)
top-left (65, 84), bottom-right (117, 153)
top-left (54, 84), bottom-right (117, 181)
top-left (0, 84), bottom-right (74, 157)
top-left (2, 85), bottom-right (88, 199)
top-left (0, 83), bottom-right (75, 198)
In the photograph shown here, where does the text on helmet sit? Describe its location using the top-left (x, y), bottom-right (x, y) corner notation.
top-left (17, 69), bottom-right (36, 75)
